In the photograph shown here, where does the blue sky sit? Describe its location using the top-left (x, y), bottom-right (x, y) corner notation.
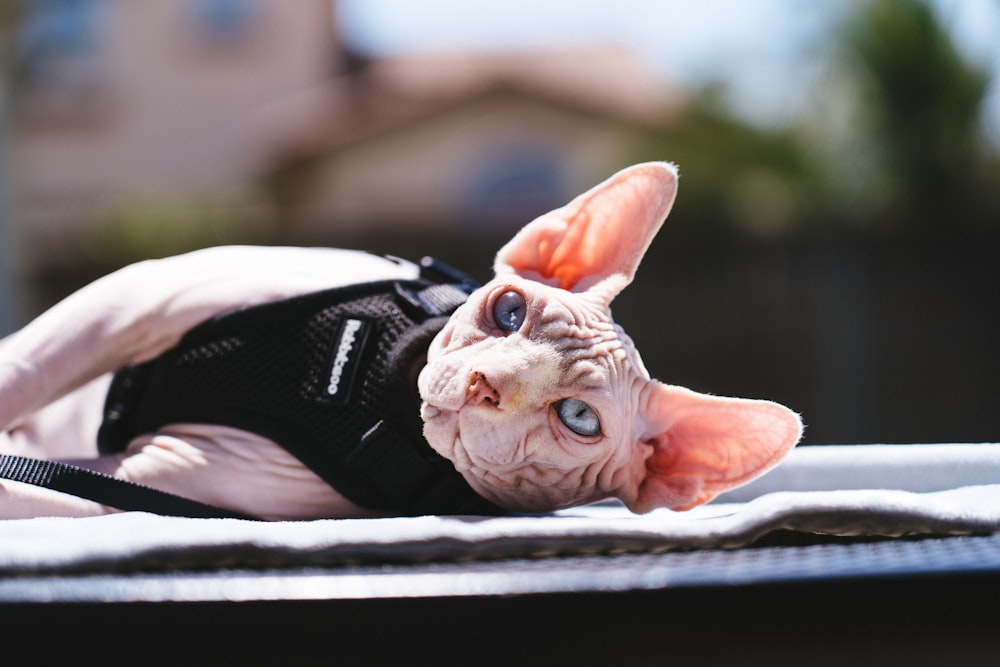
top-left (338, 0), bottom-right (1000, 136)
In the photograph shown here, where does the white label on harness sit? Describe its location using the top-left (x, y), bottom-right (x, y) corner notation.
top-left (327, 318), bottom-right (365, 397)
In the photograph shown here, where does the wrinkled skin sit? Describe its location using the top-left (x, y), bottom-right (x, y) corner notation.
top-left (420, 275), bottom-right (643, 512)
top-left (419, 162), bottom-right (802, 513)
top-left (0, 162), bottom-right (802, 520)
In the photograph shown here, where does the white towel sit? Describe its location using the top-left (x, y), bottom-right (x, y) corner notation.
top-left (0, 443), bottom-right (998, 574)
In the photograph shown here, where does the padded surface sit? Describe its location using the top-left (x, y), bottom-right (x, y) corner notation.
top-left (4, 445), bottom-right (1000, 664)
top-left (1, 532), bottom-right (999, 603)
top-left (2, 443), bottom-right (1000, 605)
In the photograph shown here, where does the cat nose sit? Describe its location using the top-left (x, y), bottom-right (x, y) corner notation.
top-left (466, 372), bottom-right (500, 407)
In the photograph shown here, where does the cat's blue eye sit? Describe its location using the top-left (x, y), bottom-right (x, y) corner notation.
top-left (492, 290), bottom-right (527, 333)
top-left (554, 398), bottom-right (602, 437)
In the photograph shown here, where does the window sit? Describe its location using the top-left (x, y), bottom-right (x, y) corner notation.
top-left (16, 0), bottom-right (106, 91)
top-left (466, 152), bottom-right (563, 229)
top-left (191, 0), bottom-right (260, 45)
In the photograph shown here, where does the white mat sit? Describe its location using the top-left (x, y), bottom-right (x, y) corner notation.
top-left (1, 444), bottom-right (998, 574)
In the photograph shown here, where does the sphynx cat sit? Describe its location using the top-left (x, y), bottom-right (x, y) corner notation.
top-left (0, 162), bottom-right (802, 520)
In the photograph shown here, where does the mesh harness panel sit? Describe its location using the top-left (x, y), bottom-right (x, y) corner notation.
top-left (97, 268), bottom-right (504, 517)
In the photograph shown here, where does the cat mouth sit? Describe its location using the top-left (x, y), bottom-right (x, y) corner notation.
top-left (423, 405), bottom-right (523, 472)
top-left (422, 385), bottom-right (531, 473)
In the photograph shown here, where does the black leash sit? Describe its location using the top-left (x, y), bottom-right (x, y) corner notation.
top-left (0, 455), bottom-right (255, 519)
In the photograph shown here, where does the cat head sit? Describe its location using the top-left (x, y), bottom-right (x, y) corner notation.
top-left (418, 162), bottom-right (802, 514)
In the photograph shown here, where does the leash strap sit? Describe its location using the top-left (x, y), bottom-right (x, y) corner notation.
top-left (0, 455), bottom-right (254, 519)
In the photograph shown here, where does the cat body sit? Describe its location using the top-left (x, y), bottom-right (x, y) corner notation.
top-left (0, 163), bottom-right (802, 519)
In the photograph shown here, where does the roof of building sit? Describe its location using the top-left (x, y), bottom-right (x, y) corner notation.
top-left (249, 44), bottom-right (682, 168)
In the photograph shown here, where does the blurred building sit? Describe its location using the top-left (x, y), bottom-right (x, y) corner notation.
top-left (11, 0), bottom-right (337, 265)
top-left (6, 1), bottom-right (997, 446)
top-left (258, 46), bottom-right (676, 236)
top-left (10, 0), bottom-right (678, 270)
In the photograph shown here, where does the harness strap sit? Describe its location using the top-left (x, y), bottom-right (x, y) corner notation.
top-left (0, 455), bottom-right (255, 519)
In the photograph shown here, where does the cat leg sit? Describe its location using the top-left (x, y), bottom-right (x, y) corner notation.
top-left (0, 479), bottom-right (116, 519)
top-left (0, 375), bottom-right (118, 518)
top-left (1, 374), bottom-right (110, 459)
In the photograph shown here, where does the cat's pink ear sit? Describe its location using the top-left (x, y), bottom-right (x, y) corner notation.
top-left (494, 162), bottom-right (678, 300)
top-left (624, 382), bottom-right (802, 513)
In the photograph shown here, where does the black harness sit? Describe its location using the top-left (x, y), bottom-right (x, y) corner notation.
top-left (0, 257), bottom-right (505, 519)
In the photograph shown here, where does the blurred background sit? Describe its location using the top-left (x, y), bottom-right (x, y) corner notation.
top-left (0, 0), bottom-right (997, 445)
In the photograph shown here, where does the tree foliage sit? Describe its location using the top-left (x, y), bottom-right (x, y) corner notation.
top-left (631, 91), bottom-right (821, 238)
top-left (844, 0), bottom-right (996, 230)
top-left (632, 0), bottom-right (999, 237)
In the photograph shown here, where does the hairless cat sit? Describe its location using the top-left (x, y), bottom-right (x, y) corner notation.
top-left (0, 162), bottom-right (802, 520)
